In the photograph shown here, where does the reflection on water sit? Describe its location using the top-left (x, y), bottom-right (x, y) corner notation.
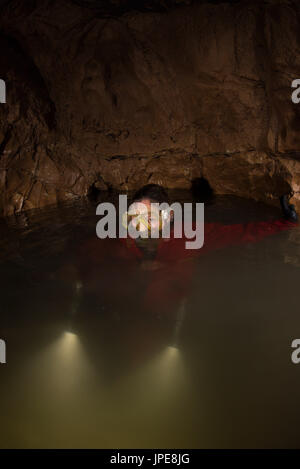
top-left (0, 193), bottom-right (300, 448)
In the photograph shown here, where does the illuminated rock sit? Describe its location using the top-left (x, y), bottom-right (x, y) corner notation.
top-left (0, 0), bottom-right (300, 215)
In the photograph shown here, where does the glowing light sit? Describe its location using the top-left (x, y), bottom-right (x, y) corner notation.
top-left (166, 345), bottom-right (179, 356)
top-left (63, 331), bottom-right (78, 342)
top-left (19, 329), bottom-right (95, 396)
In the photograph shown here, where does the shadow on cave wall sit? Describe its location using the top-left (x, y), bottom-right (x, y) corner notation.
top-left (191, 177), bottom-right (214, 203)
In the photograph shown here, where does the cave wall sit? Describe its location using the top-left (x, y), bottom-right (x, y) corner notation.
top-left (0, 0), bottom-right (300, 215)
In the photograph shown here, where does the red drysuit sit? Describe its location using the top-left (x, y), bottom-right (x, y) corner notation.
top-left (78, 218), bottom-right (297, 313)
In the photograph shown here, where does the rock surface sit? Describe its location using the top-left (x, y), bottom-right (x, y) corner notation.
top-left (0, 0), bottom-right (300, 215)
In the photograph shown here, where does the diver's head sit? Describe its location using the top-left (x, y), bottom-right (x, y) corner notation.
top-left (132, 184), bottom-right (169, 206)
top-left (129, 184), bottom-right (172, 235)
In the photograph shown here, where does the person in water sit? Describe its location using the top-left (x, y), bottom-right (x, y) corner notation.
top-left (72, 184), bottom-right (298, 317)
top-left (58, 184), bottom-right (299, 375)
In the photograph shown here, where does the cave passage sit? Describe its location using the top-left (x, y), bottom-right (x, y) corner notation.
top-left (1, 0), bottom-right (300, 452)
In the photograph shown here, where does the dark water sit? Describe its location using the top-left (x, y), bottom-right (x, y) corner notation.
top-left (0, 193), bottom-right (300, 448)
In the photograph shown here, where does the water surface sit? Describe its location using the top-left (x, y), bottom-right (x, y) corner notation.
top-left (0, 193), bottom-right (300, 448)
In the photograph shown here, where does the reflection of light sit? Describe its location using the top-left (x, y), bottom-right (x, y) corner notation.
top-left (158, 345), bottom-right (181, 373)
top-left (114, 344), bottom-right (187, 421)
top-left (53, 331), bottom-right (84, 364)
top-left (63, 331), bottom-right (77, 343)
top-left (21, 329), bottom-right (95, 395)
top-left (166, 345), bottom-right (179, 356)
top-left (53, 331), bottom-right (80, 360)
top-left (120, 345), bottom-right (183, 394)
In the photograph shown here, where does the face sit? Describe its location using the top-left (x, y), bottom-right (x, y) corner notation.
top-left (128, 198), bottom-right (169, 235)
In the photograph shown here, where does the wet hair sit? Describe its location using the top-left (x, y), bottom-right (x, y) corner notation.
top-left (132, 184), bottom-right (169, 205)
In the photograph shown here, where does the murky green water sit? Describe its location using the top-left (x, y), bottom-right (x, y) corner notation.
top-left (0, 193), bottom-right (300, 448)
